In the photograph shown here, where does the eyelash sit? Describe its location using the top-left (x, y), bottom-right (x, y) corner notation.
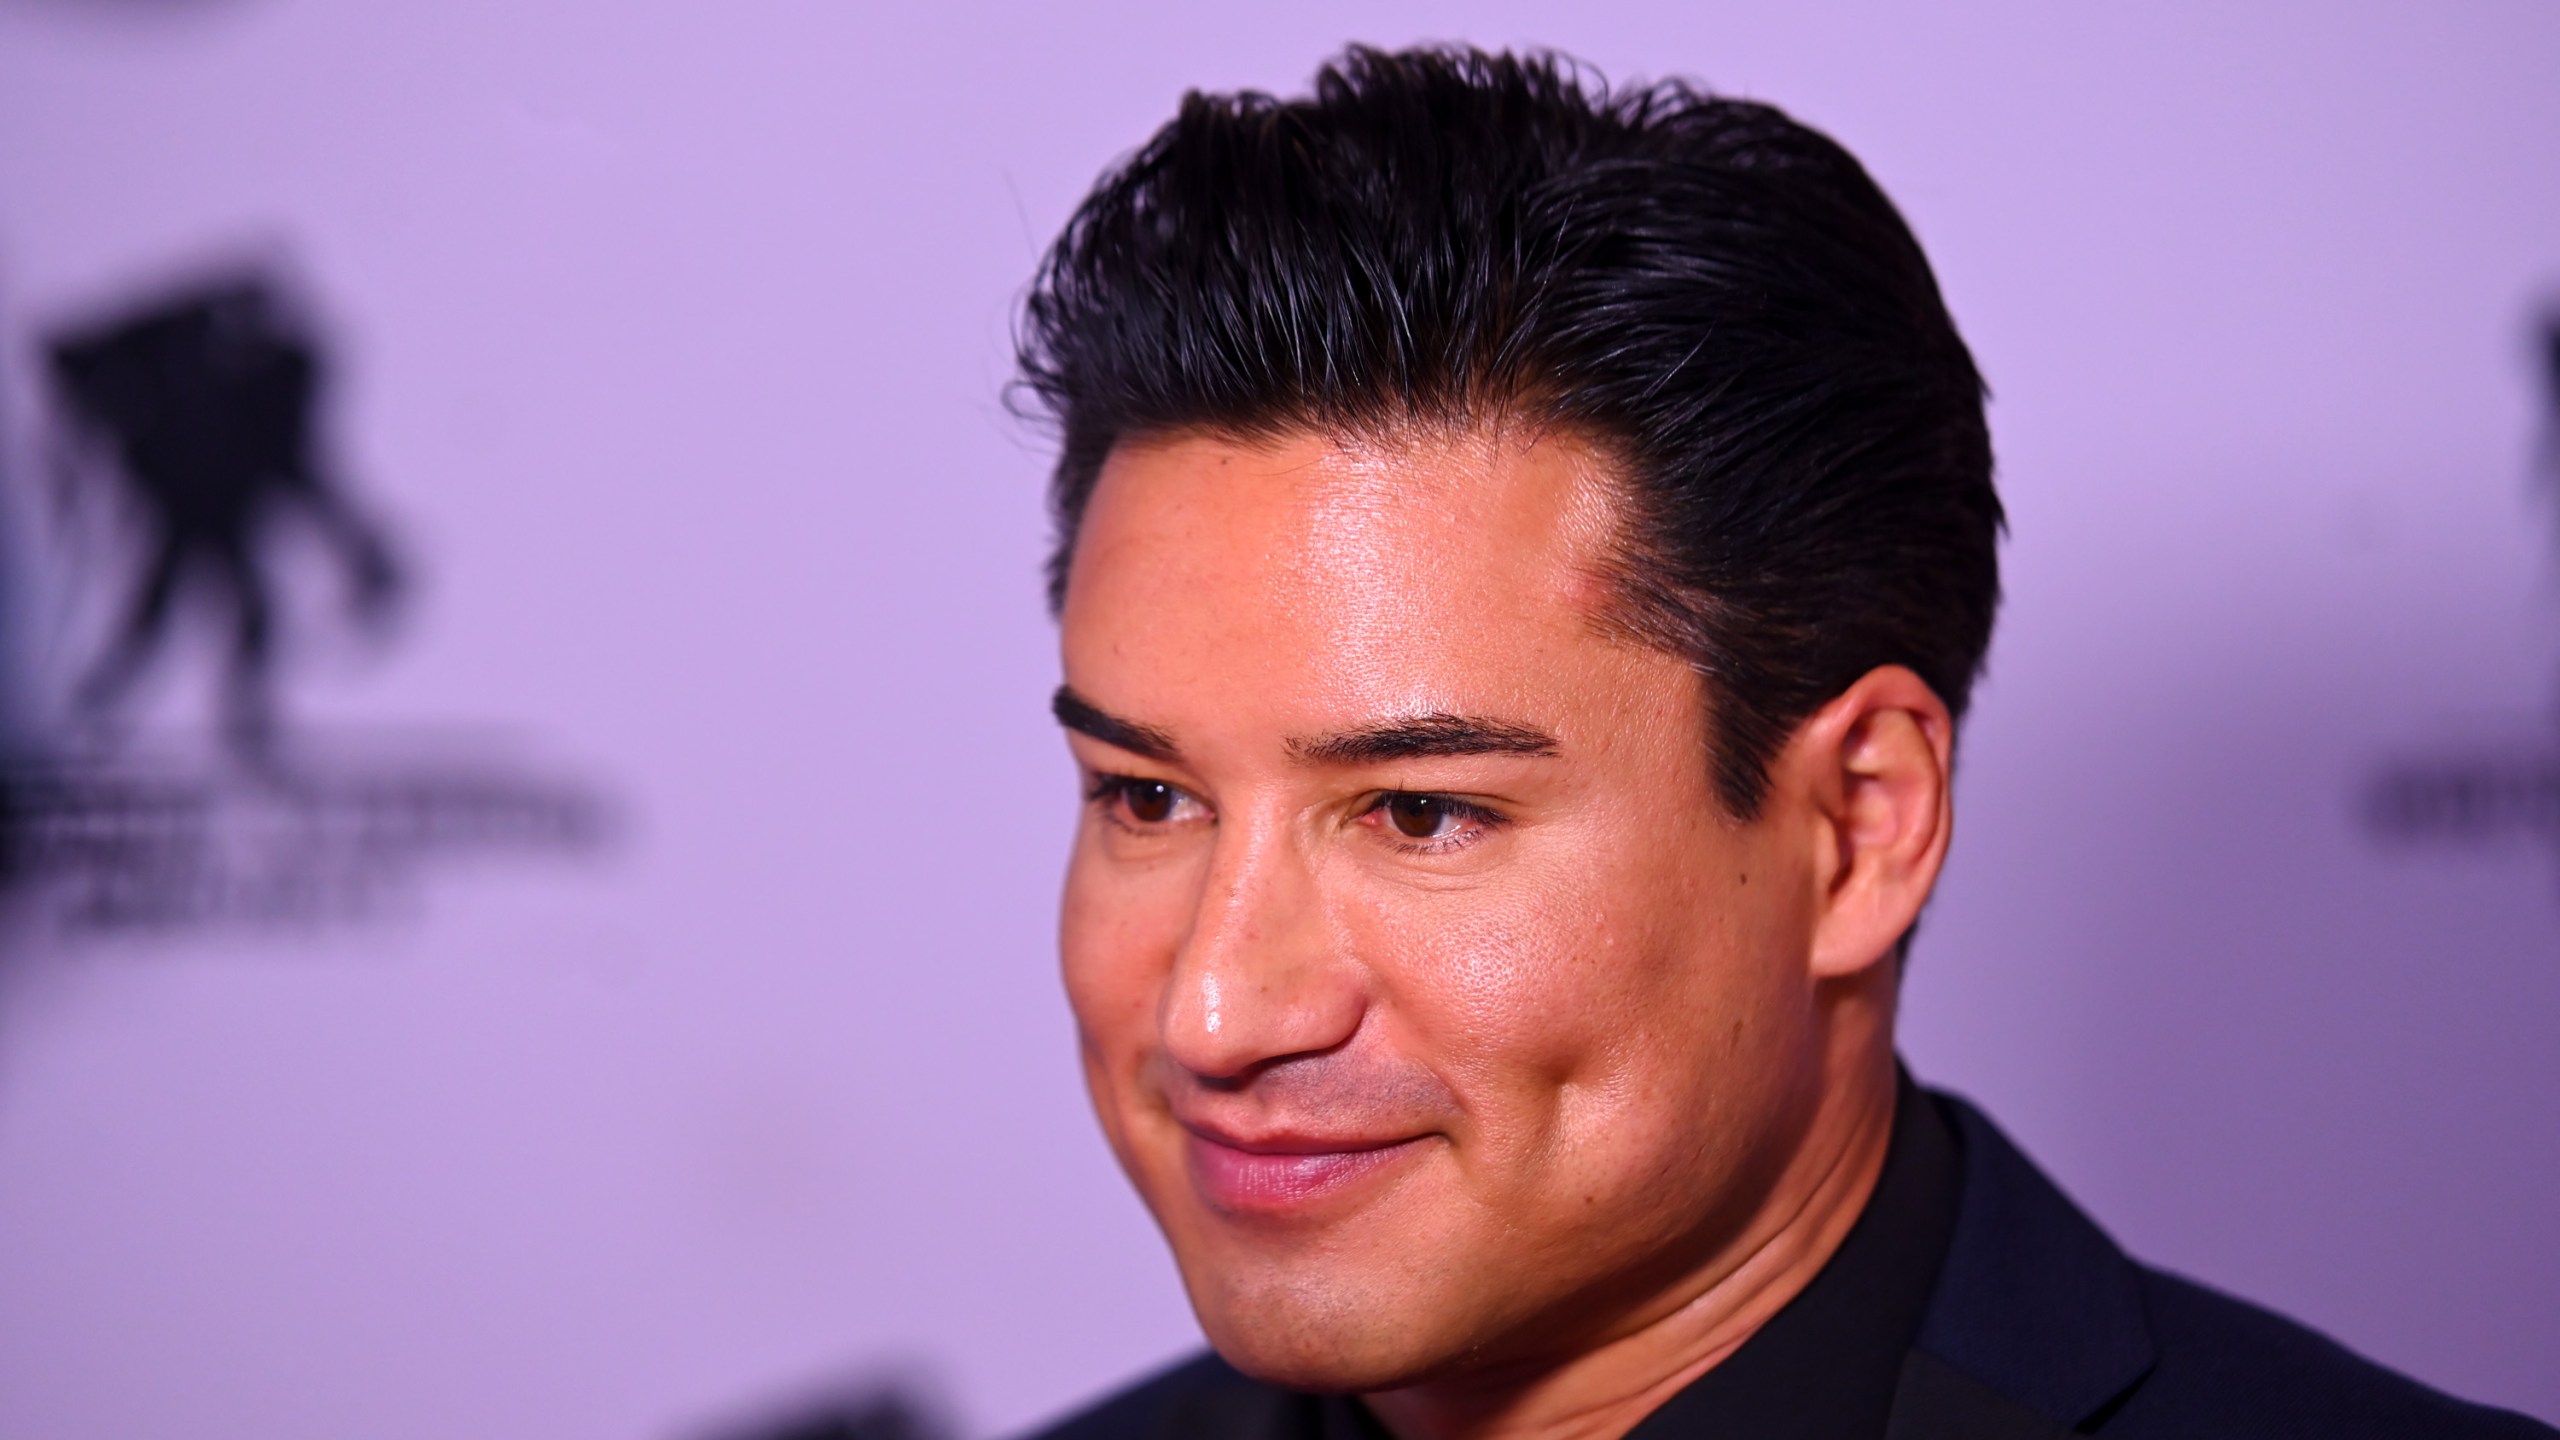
top-left (1365, 793), bottom-right (1506, 855)
top-left (1083, 774), bottom-right (1507, 855)
top-left (1084, 774), bottom-right (1202, 833)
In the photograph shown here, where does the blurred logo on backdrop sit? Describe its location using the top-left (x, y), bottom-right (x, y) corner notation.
top-left (695, 1383), bottom-right (956, 1440)
top-left (0, 261), bottom-right (609, 934)
top-left (2359, 308), bottom-right (2560, 874)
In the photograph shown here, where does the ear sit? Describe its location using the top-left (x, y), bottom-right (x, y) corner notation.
top-left (1773, 665), bottom-right (1957, 981)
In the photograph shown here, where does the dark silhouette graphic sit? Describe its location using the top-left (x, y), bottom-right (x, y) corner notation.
top-left (46, 274), bottom-right (402, 755)
top-left (2541, 309), bottom-right (2560, 575)
top-left (695, 1381), bottom-right (956, 1440)
top-left (2360, 308), bottom-right (2560, 864)
top-left (0, 259), bottom-right (610, 935)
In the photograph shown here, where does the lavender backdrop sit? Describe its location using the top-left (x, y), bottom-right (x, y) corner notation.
top-left (0, 2), bottom-right (2553, 1436)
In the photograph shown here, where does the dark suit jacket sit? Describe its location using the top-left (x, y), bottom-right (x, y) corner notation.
top-left (1030, 1092), bottom-right (2555, 1439)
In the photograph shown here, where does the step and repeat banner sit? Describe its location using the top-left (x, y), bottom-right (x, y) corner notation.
top-left (0, 2), bottom-right (2553, 1436)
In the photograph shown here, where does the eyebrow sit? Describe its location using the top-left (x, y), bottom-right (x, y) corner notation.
top-left (1050, 688), bottom-right (1560, 768)
top-left (1052, 686), bottom-right (1180, 762)
top-left (1290, 714), bottom-right (1560, 766)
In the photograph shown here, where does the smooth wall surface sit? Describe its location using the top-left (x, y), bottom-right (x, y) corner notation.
top-left (1, 3), bottom-right (2554, 1436)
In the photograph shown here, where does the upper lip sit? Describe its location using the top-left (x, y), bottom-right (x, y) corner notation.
top-left (1175, 1114), bottom-right (1427, 1156)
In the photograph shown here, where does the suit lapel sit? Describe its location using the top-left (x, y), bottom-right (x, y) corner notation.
top-left (1894, 1092), bottom-right (2159, 1433)
top-left (1886, 1350), bottom-right (2074, 1440)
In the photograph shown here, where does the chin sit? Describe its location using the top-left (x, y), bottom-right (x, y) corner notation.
top-left (1184, 1262), bottom-right (1466, 1395)
top-left (1203, 1319), bottom-right (1425, 1395)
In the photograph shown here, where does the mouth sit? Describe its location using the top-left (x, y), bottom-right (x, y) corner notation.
top-left (1179, 1123), bottom-right (1432, 1216)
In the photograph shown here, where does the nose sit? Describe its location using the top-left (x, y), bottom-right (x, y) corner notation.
top-left (1160, 812), bottom-right (1365, 1081)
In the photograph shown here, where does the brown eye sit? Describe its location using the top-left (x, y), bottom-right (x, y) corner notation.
top-left (1385, 794), bottom-right (1450, 839)
top-left (1122, 780), bottom-right (1177, 824)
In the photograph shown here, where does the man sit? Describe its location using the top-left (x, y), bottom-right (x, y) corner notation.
top-left (1016, 46), bottom-right (2552, 1440)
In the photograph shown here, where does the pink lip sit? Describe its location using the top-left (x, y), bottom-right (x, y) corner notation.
top-left (1180, 1124), bottom-right (1429, 1215)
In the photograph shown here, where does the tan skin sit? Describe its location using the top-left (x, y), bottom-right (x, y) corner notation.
top-left (1055, 425), bottom-right (1956, 1440)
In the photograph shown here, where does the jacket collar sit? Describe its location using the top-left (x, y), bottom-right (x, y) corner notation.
top-left (1910, 1090), bottom-right (2158, 1428)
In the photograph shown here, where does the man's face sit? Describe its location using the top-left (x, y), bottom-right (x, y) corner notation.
top-left (1056, 428), bottom-right (1834, 1390)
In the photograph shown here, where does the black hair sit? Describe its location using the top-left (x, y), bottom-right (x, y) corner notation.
top-left (1016, 44), bottom-right (2002, 818)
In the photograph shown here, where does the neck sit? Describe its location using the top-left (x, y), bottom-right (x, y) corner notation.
top-left (1363, 1009), bottom-right (1900, 1440)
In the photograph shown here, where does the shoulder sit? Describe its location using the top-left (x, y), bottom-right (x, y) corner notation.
top-left (1021, 1351), bottom-right (1308, 1440)
top-left (1917, 1089), bottom-right (2554, 1439)
top-left (2097, 1267), bottom-right (2555, 1439)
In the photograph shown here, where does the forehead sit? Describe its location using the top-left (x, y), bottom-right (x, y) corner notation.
top-left (1058, 427), bottom-right (1633, 730)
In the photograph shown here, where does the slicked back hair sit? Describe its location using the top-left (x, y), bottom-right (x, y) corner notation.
top-left (1016, 44), bottom-right (2002, 818)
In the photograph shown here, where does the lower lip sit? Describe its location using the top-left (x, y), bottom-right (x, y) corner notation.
top-left (1184, 1133), bottom-right (1426, 1214)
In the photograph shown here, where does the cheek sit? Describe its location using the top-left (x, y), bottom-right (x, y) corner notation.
top-left (1058, 835), bottom-right (1192, 1061)
top-left (1337, 824), bottom-right (1798, 1160)
top-left (1332, 856), bottom-right (1646, 1116)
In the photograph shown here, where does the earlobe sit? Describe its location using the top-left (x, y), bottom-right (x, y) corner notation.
top-left (1793, 666), bottom-right (1956, 980)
